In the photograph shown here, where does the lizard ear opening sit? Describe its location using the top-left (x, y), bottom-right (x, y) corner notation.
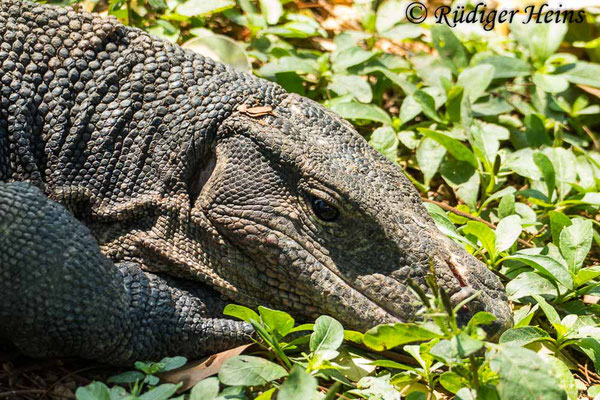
top-left (188, 147), bottom-right (217, 207)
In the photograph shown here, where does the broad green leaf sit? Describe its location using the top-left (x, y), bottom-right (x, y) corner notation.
top-left (524, 114), bottom-right (549, 147)
top-left (177, 0), bottom-right (235, 16)
top-left (76, 382), bottom-right (111, 400)
top-left (255, 388), bottom-right (276, 400)
top-left (332, 102), bottom-right (392, 125)
top-left (577, 338), bottom-right (600, 372)
top-left (148, 0), bottom-right (167, 11)
top-left (495, 215), bottom-right (522, 253)
top-left (138, 384), bottom-right (181, 400)
top-left (375, 0), bottom-right (407, 33)
top-left (258, 306), bottom-right (295, 338)
top-left (440, 159), bottom-right (480, 209)
top-left (498, 194), bottom-right (516, 219)
top-left (419, 129), bottom-right (478, 168)
top-left (575, 265), bottom-right (600, 286)
top-left (431, 25), bottom-right (467, 73)
top-left (533, 72), bottom-right (569, 94)
top-left (533, 152), bottom-right (556, 200)
top-left (416, 137), bottom-right (445, 186)
top-left (513, 304), bottom-right (539, 327)
top-left (413, 90), bottom-right (441, 122)
top-left (510, 19), bottom-right (567, 63)
top-left (557, 61), bottom-right (600, 88)
top-left (545, 147), bottom-right (577, 200)
top-left (457, 65), bottom-right (495, 102)
top-left (507, 254), bottom-right (573, 290)
top-left (277, 366), bottom-right (318, 400)
top-left (532, 294), bottom-right (561, 326)
top-left (332, 46), bottom-right (376, 72)
top-left (549, 211), bottom-right (572, 248)
top-left (352, 374), bottom-right (401, 400)
top-left (430, 333), bottom-right (483, 363)
top-left (260, 0), bottom-right (283, 24)
top-left (499, 326), bottom-right (551, 346)
top-left (363, 323), bottom-right (441, 351)
top-left (542, 355), bottom-right (578, 400)
top-left (218, 356), bottom-right (288, 386)
top-left (190, 377), bottom-right (220, 400)
top-left (108, 371), bottom-right (145, 384)
top-left (183, 34), bottom-right (251, 73)
top-left (477, 56), bottom-right (531, 79)
top-left (559, 218), bottom-right (593, 273)
top-left (463, 221), bottom-right (496, 260)
top-left (224, 304), bottom-right (260, 323)
top-left (369, 127), bottom-right (399, 163)
top-left (310, 316), bottom-right (344, 353)
top-left (329, 74), bottom-right (373, 103)
top-left (489, 344), bottom-right (567, 400)
top-left (159, 356), bottom-right (187, 372)
top-left (506, 272), bottom-right (557, 300)
top-left (439, 371), bottom-right (467, 394)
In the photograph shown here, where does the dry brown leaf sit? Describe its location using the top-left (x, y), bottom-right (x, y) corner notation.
top-left (577, 84), bottom-right (600, 100)
top-left (160, 344), bottom-right (251, 392)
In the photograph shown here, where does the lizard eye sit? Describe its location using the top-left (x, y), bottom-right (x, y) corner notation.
top-left (310, 196), bottom-right (339, 222)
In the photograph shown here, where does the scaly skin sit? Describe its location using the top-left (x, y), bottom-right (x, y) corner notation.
top-left (0, 0), bottom-right (512, 365)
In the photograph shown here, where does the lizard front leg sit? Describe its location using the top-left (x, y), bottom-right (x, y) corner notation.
top-left (0, 182), bottom-right (252, 365)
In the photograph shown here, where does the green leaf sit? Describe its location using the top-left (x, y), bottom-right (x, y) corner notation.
top-left (524, 114), bottom-right (549, 147)
top-left (431, 25), bottom-right (467, 74)
top-left (498, 194), bottom-right (516, 219)
top-left (416, 137), bottom-right (445, 186)
top-left (543, 355), bottom-right (578, 400)
top-left (506, 254), bottom-right (573, 290)
top-left (369, 127), bottom-right (399, 163)
top-left (575, 265), bottom-right (600, 286)
top-left (576, 338), bottom-right (600, 372)
top-left (76, 382), bottom-right (111, 400)
top-left (532, 73), bottom-right (569, 94)
top-left (531, 294), bottom-right (561, 326)
top-left (218, 356), bottom-right (288, 386)
top-left (258, 306), bottom-right (295, 338)
top-left (439, 371), bottom-right (467, 394)
top-left (310, 315), bottom-right (344, 353)
top-left (332, 46), bottom-right (376, 72)
top-left (183, 34), bottom-right (251, 73)
top-left (419, 129), bottom-right (478, 168)
top-left (499, 326), bottom-right (551, 347)
top-left (546, 147), bottom-right (577, 200)
top-left (489, 344), bottom-right (567, 400)
top-left (148, 0), bottom-right (167, 11)
top-left (430, 333), bottom-right (483, 362)
top-left (190, 377), bottom-right (220, 400)
top-left (457, 65), bottom-right (495, 102)
top-left (375, 0), bottom-right (406, 33)
top-left (176, 0), bottom-right (235, 17)
top-left (107, 371), bottom-right (145, 384)
top-left (138, 384), bottom-right (181, 400)
top-left (463, 221), bottom-right (496, 260)
top-left (495, 215), bottom-right (522, 253)
top-left (440, 159), bottom-right (479, 209)
top-left (559, 218), bottom-right (593, 273)
top-left (331, 102), bottom-right (392, 125)
top-left (159, 356), bottom-right (187, 372)
top-left (533, 152), bottom-right (556, 200)
top-left (556, 61), bottom-right (600, 88)
top-left (506, 272), bottom-right (557, 301)
top-left (363, 323), bottom-right (442, 351)
top-left (259, 0), bottom-right (283, 24)
top-left (413, 90), bottom-right (441, 122)
top-left (329, 74), bottom-right (373, 103)
top-left (510, 20), bottom-right (567, 63)
top-left (477, 56), bottom-right (531, 79)
top-left (224, 304), bottom-right (260, 324)
top-left (549, 211), bottom-right (572, 248)
top-left (277, 366), bottom-right (318, 400)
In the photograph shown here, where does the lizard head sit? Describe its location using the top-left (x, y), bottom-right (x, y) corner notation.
top-left (189, 92), bottom-right (512, 338)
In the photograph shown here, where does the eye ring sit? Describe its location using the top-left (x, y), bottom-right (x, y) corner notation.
top-left (310, 196), bottom-right (339, 222)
